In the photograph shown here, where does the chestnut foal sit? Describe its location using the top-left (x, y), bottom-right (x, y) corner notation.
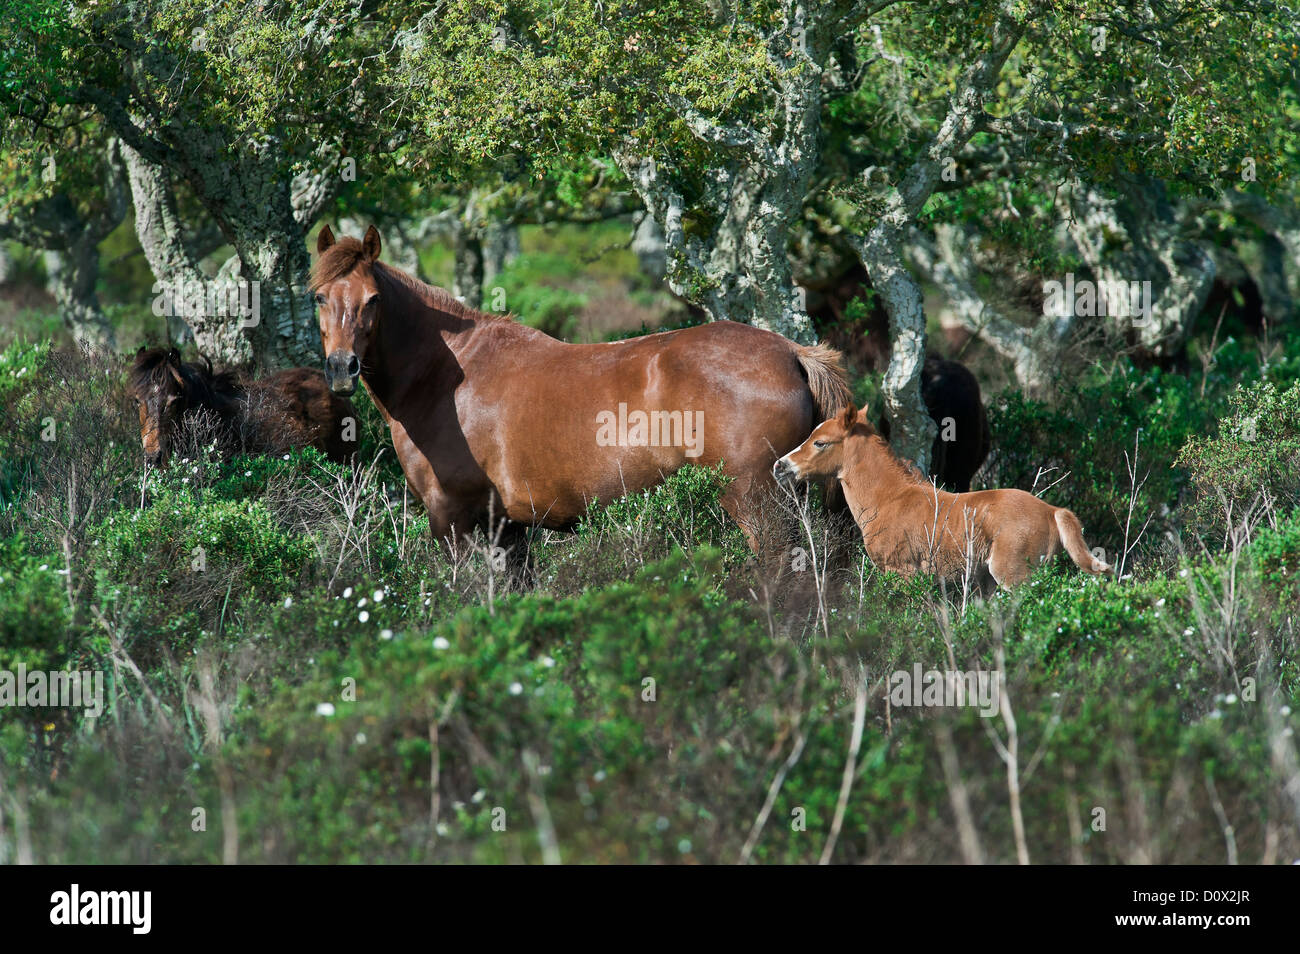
top-left (774, 403), bottom-right (1110, 588)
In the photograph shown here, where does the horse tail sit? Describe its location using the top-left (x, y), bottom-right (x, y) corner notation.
top-left (794, 341), bottom-right (852, 422)
top-left (1054, 508), bottom-right (1110, 574)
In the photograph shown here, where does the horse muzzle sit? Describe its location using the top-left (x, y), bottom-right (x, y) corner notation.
top-left (325, 349), bottom-right (361, 395)
top-left (773, 457), bottom-right (799, 484)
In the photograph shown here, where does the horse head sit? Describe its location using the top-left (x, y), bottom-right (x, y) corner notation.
top-left (774, 402), bottom-right (870, 484)
top-left (128, 346), bottom-right (194, 465)
top-left (312, 224), bottom-right (384, 396)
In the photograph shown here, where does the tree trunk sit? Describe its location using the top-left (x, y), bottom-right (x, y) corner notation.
top-left (123, 143), bottom-right (239, 360)
top-left (42, 244), bottom-right (117, 352)
top-left (909, 225), bottom-right (1055, 392)
top-left (123, 134), bottom-right (326, 370)
top-left (482, 219), bottom-right (520, 285)
top-left (0, 140), bottom-right (127, 353)
top-left (452, 223), bottom-right (485, 309)
top-left (631, 212), bottom-right (667, 282)
top-left (1064, 178), bottom-right (1214, 356)
top-left (611, 3), bottom-right (853, 346)
top-left (848, 1), bottom-right (1026, 471)
top-left (850, 229), bottom-right (936, 469)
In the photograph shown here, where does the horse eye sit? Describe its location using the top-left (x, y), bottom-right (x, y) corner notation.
top-left (813, 440), bottom-right (827, 449)
top-left (315, 293), bottom-right (326, 305)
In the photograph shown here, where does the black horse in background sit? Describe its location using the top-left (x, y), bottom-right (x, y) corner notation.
top-left (879, 356), bottom-right (991, 493)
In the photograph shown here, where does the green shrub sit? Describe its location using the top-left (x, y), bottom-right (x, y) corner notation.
top-left (483, 252), bottom-right (587, 339)
top-left (0, 535), bottom-right (72, 675)
top-left (1177, 378), bottom-right (1300, 540)
top-left (220, 548), bottom-right (842, 863)
top-left (986, 361), bottom-right (1214, 557)
top-left (535, 463), bottom-right (751, 591)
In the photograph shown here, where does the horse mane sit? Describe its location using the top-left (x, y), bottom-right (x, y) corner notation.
top-left (128, 347), bottom-right (174, 396)
top-left (310, 236), bottom-right (512, 324)
top-left (129, 347), bottom-right (243, 410)
top-left (854, 423), bottom-right (931, 488)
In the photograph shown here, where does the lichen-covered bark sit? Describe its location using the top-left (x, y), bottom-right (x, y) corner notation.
top-left (123, 142), bottom-right (242, 361)
top-left (909, 225), bottom-right (1056, 392)
top-left (106, 98), bottom-right (334, 369)
top-left (614, 3), bottom-right (883, 345)
top-left (1064, 179), bottom-right (1214, 357)
top-left (847, 1), bottom-right (1027, 471)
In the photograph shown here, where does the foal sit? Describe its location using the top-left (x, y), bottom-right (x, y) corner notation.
top-left (128, 347), bottom-right (356, 466)
top-left (774, 404), bottom-right (1110, 588)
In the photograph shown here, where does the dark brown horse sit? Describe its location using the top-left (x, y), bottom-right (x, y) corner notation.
top-left (311, 225), bottom-right (852, 545)
top-left (127, 347), bottom-right (356, 466)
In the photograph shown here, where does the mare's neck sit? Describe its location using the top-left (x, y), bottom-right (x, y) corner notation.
top-left (361, 281), bottom-right (478, 419)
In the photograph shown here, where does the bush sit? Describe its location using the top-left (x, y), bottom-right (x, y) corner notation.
top-left (535, 463), bottom-right (751, 592)
top-left (985, 361), bottom-right (1216, 565)
top-left (0, 535), bottom-right (73, 677)
top-left (483, 252), bottom-right (587, 340)
top-left (1177, 378), bottom-right (1300, 540)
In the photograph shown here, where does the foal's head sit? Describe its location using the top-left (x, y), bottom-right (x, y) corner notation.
top-left (128, 347), bottom-right (194, 465)
top-left (312, 224), bottom-right (384, 396)
top-left (128, 347), bottom-right (240, 466)
top-left (774, 402), bottom-right (872, 484)
top-left (127, 348), bottom-right (212, 465)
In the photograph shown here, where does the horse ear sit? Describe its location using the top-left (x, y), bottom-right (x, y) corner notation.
top-left (317, 224), bottom-right (336, 254)
top-left (840, 402), bottom-right (858, 429)
top-left (362, 225), bottom-right (382, 263)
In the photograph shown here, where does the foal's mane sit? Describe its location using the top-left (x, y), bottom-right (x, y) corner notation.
top-left (310, 237), bottom-right (511, 325)
top-left (853, 422), bottom-right (930, 487)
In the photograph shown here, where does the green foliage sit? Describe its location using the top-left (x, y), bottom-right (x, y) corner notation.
top-left (536, 463), bottom-right (750, 590)
top-left (1177, 379), bottom-right (1300, 539)
top-left (208, 549), bottom-right (840, 863)
top-left (3, 1), bottom-right (1300, 867)
top-left (486, 252), bottom-right (587, 339)
top-left (0, 535), bottom-right (71, 676)
top-left (94, 492), bottom-right (314, 596)
top-left (986, 360), bottom-right (1214, 548)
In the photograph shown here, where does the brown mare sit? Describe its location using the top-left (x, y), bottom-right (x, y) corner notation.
top-left (774, 403), bottom-right (1110, 588)
top-left (311, 225), bottom-right (852, 546)
top-left (128, 347), bottom-right (356, 466)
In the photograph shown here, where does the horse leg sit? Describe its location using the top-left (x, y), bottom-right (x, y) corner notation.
top-left (492, 520), bottom-right (538, 587)
top-left (423, 492), bottom-right (482, 556)
top-left (987, 536), bottom-right (1035, 588)
top-left (720, 470), bottom-right (771, 554)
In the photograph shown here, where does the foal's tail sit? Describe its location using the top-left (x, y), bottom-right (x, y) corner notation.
top-left (794, 341), bottom-right (853, 421)
top-left (1054, 508), bottom-right (1111, 574)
